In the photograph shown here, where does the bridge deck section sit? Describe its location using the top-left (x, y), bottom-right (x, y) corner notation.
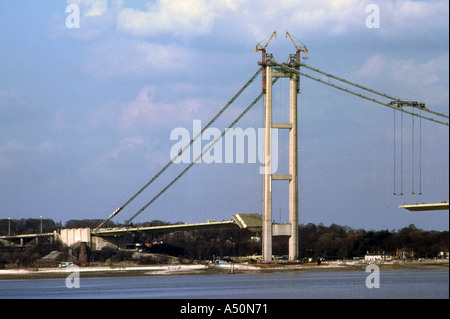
top-left (399, 202), bottom-right (449, 211)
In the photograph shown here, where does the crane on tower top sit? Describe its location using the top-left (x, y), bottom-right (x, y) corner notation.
top-left (255, 31), bottom-right (277, 92)
top-left (255, 30), bottom-right (277, 52)
top-left (286, 31), bottom-right (308, 61)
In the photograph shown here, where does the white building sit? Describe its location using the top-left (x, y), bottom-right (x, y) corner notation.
top-left (365, 253), bottom-right (392, 261)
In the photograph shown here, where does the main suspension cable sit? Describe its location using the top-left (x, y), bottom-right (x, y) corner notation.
top-left (124, 78), bottom-right (280, 225)
top-left (299, 63), bottom-right (449, 120)
top-left (272, 62), bottom-right (449, 126)
top-left (95, 68), bottom-right (262, 230)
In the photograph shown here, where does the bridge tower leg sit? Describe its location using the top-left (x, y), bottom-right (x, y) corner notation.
top-left (289, 70), bottom-right (299, 261)
top-left (262, 58), bottom-right (299, 262)
top-left (262, 64), bottom-right (273, 262)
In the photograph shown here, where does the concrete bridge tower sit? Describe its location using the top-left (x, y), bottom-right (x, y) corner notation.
top-left (261, 54), bottom-right (300, 262)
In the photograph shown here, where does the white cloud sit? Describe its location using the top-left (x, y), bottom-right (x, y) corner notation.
top-left (354, 54), bottom-right (386, 77)
top-left (383, 0), bottom-right (449, 31)
top-left (83, 38), bottom-right (190, 79)
top-left (100, 136), bottom-right (147, 162)
top-left (52, 0), bottom-right (124, 41)
top-left (0, 89), bottom-right (22, 105)
top-left (67, 0), bottom-right (115, 17)
top-left (354, 52), bottom-right (449, 107)
top-left (237, 0), bottom-right (448, 39)
top-left (83, 0), bottom-right (108, 17)
top-left (0, 140), bottom-right (26, 154)
top-left (0, 89), bottom-right (23, 116)
top-left (118, 86), bottom-right (205, 130)
top-left (56, 0), bottom-right (448, 43)
top-left (286, 0), bottom-right (369, 35)
top-left (117, 0), bottom-right (229, 37)
top-left (0, 139), bottom-right (58, 172)
top-left (34, 140), bottom-right (57, 154)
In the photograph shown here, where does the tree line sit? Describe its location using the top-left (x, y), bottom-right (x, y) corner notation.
top-left (0, 218), bottom-right (448, 264)
top-left (153, 223), bottom-right (448, 260)
top-left (297, 223), bottom-right (448, 260)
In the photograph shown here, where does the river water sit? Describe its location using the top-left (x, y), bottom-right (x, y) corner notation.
top-left (0, 269), bottom-right (447, 299)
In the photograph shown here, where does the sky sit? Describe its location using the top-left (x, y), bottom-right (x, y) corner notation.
top-left (0, 0), bottom-right (448, 231)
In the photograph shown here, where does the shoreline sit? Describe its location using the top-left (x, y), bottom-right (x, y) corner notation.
top-left (0, 260), bottom-right (447, 280)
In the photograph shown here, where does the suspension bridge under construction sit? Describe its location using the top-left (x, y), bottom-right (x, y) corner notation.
top-left (1, 32), bottom-right (448, 262)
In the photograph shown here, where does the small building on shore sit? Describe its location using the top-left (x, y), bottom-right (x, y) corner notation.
top-left (36, 250), bottom-right (77, 267)
top-left (364, 251), bottom-right (392, 261)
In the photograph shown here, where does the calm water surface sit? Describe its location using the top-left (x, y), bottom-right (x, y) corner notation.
top-left (0, 269), bottom-right (448, 299)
